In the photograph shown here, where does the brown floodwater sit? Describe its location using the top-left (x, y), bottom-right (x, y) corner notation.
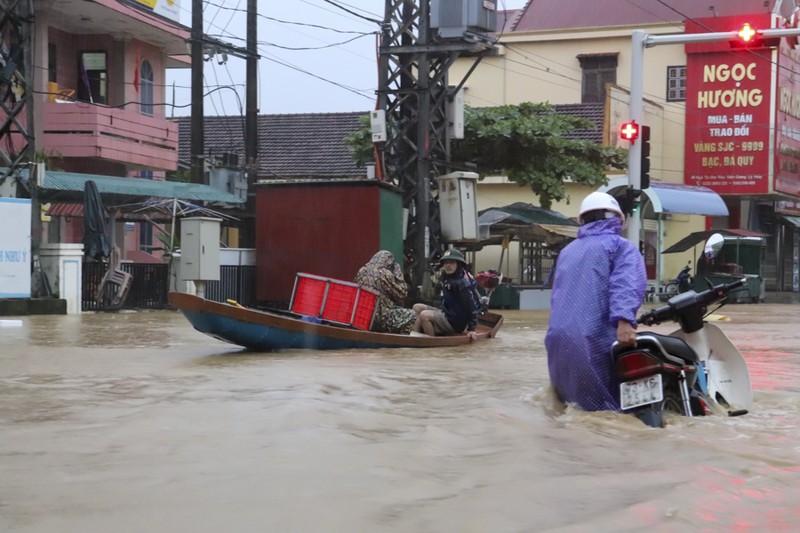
top-left (1, 303), bottom-right (799, 532)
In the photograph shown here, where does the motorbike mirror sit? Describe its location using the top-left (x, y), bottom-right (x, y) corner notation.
top-left (704, 233), bottom-right (724, 260)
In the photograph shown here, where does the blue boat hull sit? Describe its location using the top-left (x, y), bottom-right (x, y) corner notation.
top-left (169, 292), bottom-right (503, 352)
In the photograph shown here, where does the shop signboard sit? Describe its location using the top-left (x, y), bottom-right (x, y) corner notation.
top-left (0, 198), bottom-right (31, 298)
top-left (684, 14), bottom-right (773, 195)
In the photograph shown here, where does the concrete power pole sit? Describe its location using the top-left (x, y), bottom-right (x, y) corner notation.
top-left (190, 0), bottom-right (205, 185)
top-left (244, 0), bottom-right (258, 246)
top-left (190, 0), bottom-right (258, 246)
top-left (377, 0), bottom-right (494, 300)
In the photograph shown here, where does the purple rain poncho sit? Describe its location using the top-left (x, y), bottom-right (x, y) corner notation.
top-left (545, 217), bottom-right (647, 412)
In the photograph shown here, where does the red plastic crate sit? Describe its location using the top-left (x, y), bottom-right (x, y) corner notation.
top-left (290, 273), bottom-right (377, 330)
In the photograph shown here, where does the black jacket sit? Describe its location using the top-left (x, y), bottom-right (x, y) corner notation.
top-left (441, 267), bottom-right (480, 332)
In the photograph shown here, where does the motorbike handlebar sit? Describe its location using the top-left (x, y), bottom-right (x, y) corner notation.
top-left (638, 277), bottom-right (747, 326)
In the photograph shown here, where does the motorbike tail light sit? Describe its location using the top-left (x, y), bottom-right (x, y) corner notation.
top-left (615, 350), bottom-right (663, 380)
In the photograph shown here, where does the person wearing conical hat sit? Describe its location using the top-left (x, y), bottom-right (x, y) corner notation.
top-left (412, 248), bottom-right (480, 340)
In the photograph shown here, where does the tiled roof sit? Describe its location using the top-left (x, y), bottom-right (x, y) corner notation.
top-left (512, 0), bottom-right (777, 33)
top-left (497, 9), bottom-right (523, 34)
top-left (174, 112), bottom-right (369, 179)
top-left (175, 104), bottom-right (605, 181)
top-left (553, 103), bottom-right (605, 143)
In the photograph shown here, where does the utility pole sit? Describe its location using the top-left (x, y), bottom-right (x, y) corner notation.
top-left (189, 0), bottom-right (258, 246)
top-left (245, 0), bottom-right (258, 185)
top-left (0, 0), bottom-right (35, 177)
top-left (190, 0), bottom-right (205, 185)
top-left (244, 0), bottom-right (258, 246)
top-left (377, 0), bottom-right (494, 300)
top-left (0, 0), bottom-right (40, 294)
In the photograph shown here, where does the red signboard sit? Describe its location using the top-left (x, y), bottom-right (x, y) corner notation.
top-left (684, 15), bottom-right (773, 195)
top-left (775, 41), bottom-right (800, 196)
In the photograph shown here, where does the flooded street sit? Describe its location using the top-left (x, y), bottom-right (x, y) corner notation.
top-left (2, 303), bottom-right (800, 532)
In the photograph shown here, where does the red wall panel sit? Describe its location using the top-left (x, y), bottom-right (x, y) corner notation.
top-left (255, 182), bottom-right (384, 304)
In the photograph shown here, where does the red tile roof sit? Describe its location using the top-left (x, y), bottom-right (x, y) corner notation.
top-left (512, 0), bottom-right (778, 33)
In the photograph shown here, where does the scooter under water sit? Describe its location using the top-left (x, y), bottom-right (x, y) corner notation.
top-left (611, 274), bottom-right (753, 428)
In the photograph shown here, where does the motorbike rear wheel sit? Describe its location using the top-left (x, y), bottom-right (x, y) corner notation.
top-left (663, 282), bottom-right (679, 295)
top-left (630, 391), bottom-right (686, 428)
top-left (661, 391), bottom-right (688, 416)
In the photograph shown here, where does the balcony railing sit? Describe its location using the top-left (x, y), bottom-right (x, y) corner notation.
top-left (43, 102), bottom-right (179, 171)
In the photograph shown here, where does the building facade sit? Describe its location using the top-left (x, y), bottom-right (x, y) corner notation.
top-left (451, 0), bottom-right (800, 293)
top-left (8, 0), bottom-right (193, 262)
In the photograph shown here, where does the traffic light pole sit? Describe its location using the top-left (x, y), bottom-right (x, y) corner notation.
top-left (625, 25), bottom-right (800, 245)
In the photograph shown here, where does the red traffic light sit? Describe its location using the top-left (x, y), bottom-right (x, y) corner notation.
top-left (620, 121), bottom-right (639, 141)
top-left (737, 23), bottom-right (757, 43)
top-left (729, 22), bottom-right (778, 49)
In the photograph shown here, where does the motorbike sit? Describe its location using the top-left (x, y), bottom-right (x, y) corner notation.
top-left (663, 261), bottom-right (693, 295)
top-left (611, 234), bottom-right (753, 428)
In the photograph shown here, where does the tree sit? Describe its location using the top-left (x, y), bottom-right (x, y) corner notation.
top-left (347, 102), bottom-right (628, 209)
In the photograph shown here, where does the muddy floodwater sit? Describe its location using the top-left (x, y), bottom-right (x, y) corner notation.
top-left (2, 303), bottom-right (799, 532)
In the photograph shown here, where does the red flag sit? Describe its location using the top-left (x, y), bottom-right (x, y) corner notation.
top-left (133, 44), bottom-right (140, 93)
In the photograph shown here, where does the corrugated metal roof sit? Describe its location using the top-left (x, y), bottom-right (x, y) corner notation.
top-left (20, 169), bottom-right (244, 205)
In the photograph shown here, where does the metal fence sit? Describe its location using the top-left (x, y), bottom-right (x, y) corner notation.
top-left (205, 266), bottom-right (257, 307)
top-left (82, 263), bottom-right (256, 311)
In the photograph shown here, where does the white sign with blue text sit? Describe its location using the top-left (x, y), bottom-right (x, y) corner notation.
top-left (0, 197), bottom-right (31, 298)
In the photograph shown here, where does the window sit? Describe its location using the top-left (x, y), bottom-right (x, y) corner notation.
top-left (667, 65), bottom-right (686, 102)
top-left (77, 51), bottom-right (107, 104)
top-left (139, 59), bottom-right (154, 116)
top-left (139, 222), bottom-right (154, 253)
top-left (48, 43), bottom-right (57, 83)
top-left (577, 53), bottom-right (618, 103)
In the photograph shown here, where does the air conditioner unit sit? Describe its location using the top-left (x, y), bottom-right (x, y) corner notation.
top-left (430, 0), bottom-right (497, 40)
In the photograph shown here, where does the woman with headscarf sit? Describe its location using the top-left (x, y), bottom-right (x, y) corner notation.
top-left (354, 250), bottom-right (416, 334)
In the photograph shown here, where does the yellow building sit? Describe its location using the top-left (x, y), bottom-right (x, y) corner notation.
top-left (450, 0), bottom-right (799, 294)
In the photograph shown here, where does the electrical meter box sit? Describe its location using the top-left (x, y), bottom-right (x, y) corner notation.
top-left (180, 217), bottom-right (221, 281)
top-left (430, 0), bottom-right (498, 40)
top-left (435, 171), bottom-right (479, 241)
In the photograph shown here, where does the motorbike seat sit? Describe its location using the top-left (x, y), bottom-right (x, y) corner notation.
top-left (635, 332), bottom-right (699, 362)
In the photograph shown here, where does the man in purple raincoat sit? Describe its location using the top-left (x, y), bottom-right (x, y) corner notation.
top-left (545, 192), bottom-right (647, 412)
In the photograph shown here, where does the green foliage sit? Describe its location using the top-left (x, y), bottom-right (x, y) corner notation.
top-left (156, 231), bottom-right (179, 254)
top-left (452, 102), bottom-right (628, 209)
top-left (344, 114), bottom-right (374, 167)
top-left (166, 169), bottom-right (193, 183)
top-left (346, 102), bottom-right (629, 209)
top-left (33, 148), bottom-right (63, 171)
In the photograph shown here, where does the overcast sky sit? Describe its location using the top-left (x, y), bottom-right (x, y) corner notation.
top-left (165, 1), bottom-right (527, 117)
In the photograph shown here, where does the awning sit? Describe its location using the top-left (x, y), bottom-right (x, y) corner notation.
top-left (780, 215), bottom-right (800, 227)
top-left (478, 202), bottom-right (578, 227)
top-left (601, 177), bottom-right (728, 216)
top-left (662, 229), bottom-right (767, 254)
top-left (14, 168), bottom-right (245, 206)
top-left (476, 202), bottom-right (579, 247)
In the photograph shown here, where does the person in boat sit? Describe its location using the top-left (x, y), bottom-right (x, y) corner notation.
top-left (353, 250), bottom-right (416, 334)
top-left (412, 248), bottom-right (480, 340)
top-left (545, 191), bottom-right (647, 412)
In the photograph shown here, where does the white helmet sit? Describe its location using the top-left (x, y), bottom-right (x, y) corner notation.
top-left (579, 192), bottom-right (624, 223)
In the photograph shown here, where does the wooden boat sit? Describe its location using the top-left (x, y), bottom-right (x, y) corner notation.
top-left (168, 292), bottom-right (504, 351)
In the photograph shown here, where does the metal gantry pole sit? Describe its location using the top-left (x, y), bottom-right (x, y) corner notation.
top-left (625, 30), bottom-right (646, 245)
top-left (624, 25), bottom-right (800, 246)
